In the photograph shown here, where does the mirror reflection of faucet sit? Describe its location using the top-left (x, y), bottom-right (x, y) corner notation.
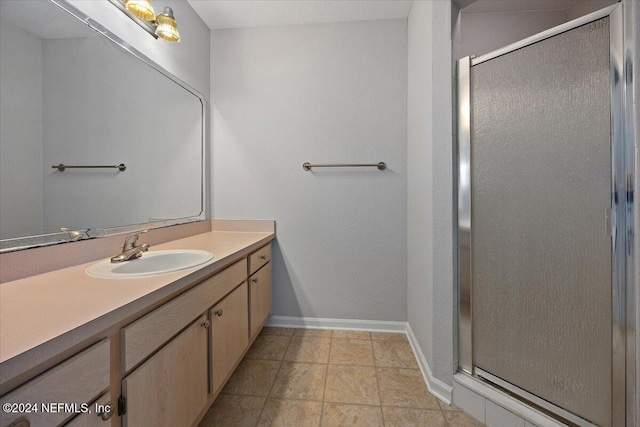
top-left (59, 228), bottom-right (85, 241)
top-left (111, 230), bottom-right (150, 263)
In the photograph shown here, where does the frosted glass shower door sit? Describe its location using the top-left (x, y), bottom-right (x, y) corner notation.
top-left (470, 18), bottom-right (612, 426)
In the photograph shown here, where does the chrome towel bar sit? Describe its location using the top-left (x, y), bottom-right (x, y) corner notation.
top-left (302, 162), bottom-right (386, 171)
top-left (52, 163), bottom-right (126, 172)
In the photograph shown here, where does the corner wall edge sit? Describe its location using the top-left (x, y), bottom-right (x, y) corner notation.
top-left (406, 322), bottom-right (454, 404)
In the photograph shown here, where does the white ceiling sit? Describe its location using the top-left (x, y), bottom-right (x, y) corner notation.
top-left (187, 0), bottom-right (413, 30)
top-left (0, 0), bottom-right (95, 39)
top-left (462, 0), bottom-right (580, 14)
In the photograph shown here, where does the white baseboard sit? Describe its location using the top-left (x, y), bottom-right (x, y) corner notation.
top-left (265, 315), bottom-right (407, 332)
top-left (406, 323), bottom-right (454, 405)
top-left (265, 316), bottom-right (454, 405)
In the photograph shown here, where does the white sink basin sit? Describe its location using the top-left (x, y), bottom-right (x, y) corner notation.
top-left (86, 249), bottom-right (214, 278)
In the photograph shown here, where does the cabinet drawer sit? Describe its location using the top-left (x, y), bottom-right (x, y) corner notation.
top-left (250, 262), bottom-right (272, 339)
top-left (121, 258), bottom-right (247, 372)
top-left (0, 340), bottom-right (110, 427)
top-left (249, 244), bottom-right (271, 275)
top-left (65, 393), bottom-right (111, 427)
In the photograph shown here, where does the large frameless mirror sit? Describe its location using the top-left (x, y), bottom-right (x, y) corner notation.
top-left (0, 0), bottom-right (205, 252)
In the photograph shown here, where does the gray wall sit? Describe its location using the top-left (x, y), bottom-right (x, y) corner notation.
top-left (431, 0), bottom-right (456, 385)
top-left (407, 0), bottom-right (434, 371)
top-left (407, 0), bottom-right (456, 386)
top-left (211, 19), bottom-right (408, 321)
top-left (0, 20), bottom-right (43, 239)
top-left (566, 0), bottom-right (619, 21)
top-left (461, 10), bottom-right (566, 57)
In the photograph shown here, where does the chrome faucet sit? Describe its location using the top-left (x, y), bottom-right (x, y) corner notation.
top-left (111, 230), bottom-right (150, 263)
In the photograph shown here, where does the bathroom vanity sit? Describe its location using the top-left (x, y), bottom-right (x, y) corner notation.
top-left (0, 0), bottom-right (277, 425)
top-left (0, 227), bottom-right (274, 427)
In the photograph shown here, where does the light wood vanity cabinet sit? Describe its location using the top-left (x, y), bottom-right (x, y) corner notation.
top-left (248, 244), bottom-right (272, 339)
top-left (0, 340), bottom-right (110, 427)
top-left (118, 244), bottom-right (270, 426)
top-left (210, 283), bottom-right (249, 393)
top-left (119, 261), bottom-right (250, 426)
top-left (250, 262), bottom-right (272, 339)
top-left (121, 316), bottom-right (208, 427)
top-left (1, 240), bottom-right (273, 427)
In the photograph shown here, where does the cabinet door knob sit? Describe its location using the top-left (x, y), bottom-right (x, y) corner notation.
top-left (98, 407), bottom-right (113, 421)
top-left (214, 309), bottom-right (223, 317)
top-left (201, 319), bottom-right (211, 328)
top-left (251, 277), bottom-right (259, 283)
top-left (260, 255), bottom-right (266, 260)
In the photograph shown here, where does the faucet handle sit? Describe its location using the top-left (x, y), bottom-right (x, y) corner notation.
top-left (123, 229), bottom-right (149, 249)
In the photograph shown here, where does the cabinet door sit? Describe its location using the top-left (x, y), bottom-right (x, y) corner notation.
top-left (122, 316), bottom-right (208, 427)
top-left (250, 262), bottom-right (272, 339)
top-left (65, 393), bottom-right (112, 427)
top-left (211, 283), bottom-right (249, 393)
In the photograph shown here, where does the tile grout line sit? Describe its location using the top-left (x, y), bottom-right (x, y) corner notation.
top-left (318, 330), bottom-right (334, 427)
top-left (371, 335), bottom-right (386, 427)
top-left (253, 332), bottom-right (293, 426)
top-left (245, 356), bottom-right (425, 372)
top-left (440, 399), bottom-right (452, 426)
top-left (220, 392), bottom-right (319, 402)
top-left (439, 405), bottom-right (447, 426)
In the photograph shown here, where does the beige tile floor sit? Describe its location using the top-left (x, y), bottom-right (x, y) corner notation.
top-left (199, 327), bottom-right (486, 427)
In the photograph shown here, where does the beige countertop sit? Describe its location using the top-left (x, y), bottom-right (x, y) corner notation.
top-left (0, 229), bottom-right (274, 388)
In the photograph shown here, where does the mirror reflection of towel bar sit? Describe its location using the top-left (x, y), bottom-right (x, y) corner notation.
top-left (302, 162), bottom-right (386, 171)
top-left (52, 163), bottom-right (126, 172)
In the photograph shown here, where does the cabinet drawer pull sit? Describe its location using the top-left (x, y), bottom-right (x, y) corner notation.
top-left (260, 255), bottom-right (267, 260)
top-left (201, 319), bottom-right (211, 328)
top-left (251, 278), bottom-right (259, 283)
top-left (214, 309), bottom-right (223, 317)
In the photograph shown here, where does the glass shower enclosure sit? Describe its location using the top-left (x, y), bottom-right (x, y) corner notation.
top-left (457, 4), bottom-right (633, 426)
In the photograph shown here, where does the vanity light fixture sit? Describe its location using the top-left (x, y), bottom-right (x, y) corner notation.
top-left (109, 0), bottom-right (180, 42)
top-left (125, 0), bottom-right (155, 21)
top-left (155, 7), bottom-right (180, 42)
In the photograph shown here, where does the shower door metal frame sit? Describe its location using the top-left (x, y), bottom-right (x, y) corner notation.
top-left (456, 3), bottom-right (634, 426)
